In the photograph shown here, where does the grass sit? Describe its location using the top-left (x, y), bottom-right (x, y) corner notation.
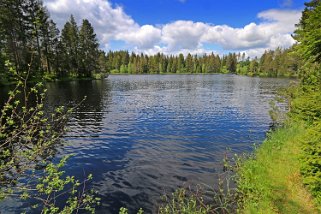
top-left (238, 122), bottom-right (319, 214)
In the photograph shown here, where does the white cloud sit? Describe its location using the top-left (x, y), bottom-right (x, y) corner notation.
top-left (116, 25), bottom-right (162, 49)
top-left (43, 0), bottom-right (301, 57)
top-left (45, 0), bottom-right (137, 44)
top-left (202, 23), bottom-right (270, 50)
top-left (162, 21), bottom-right (208, 51)
top-left (135, 46), bottom-right (216, 56)
top-left (202, 9), bottom-right (300, 51)
top-left (258, 9), bottom-right (301, 32)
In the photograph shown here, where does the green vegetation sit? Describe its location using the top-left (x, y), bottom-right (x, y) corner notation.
top-left (237, 122), bottom-right (319, 213)
top-left (157, 85), bottom-right (321, 213)
top-left (158, 1), bottom-right (321, 213)
top-left (0, 0), bottom-right (108, 85)
top-left (237, 1), bottom-right (321, 213)
top-left (158, 178), bottom-right (238, 214)
top-left (104, 48), bottom-right (301, 77)
top-left (290, 87), bottom-right (321, 205)
top-left (236, 85), bottom-right (321, 213)
top-left (0, 64), bottom-right (99, 212)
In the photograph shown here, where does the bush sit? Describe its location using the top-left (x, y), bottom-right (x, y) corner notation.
top-left (0, 62), bottom-right (99, 213)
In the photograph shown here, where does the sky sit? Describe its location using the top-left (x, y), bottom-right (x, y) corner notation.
top-left (43, 0), bottom-right (306, 57)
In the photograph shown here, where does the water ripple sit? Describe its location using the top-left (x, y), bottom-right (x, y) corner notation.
top-left (0, 74), bottom-right (291, 213)
top-left (52, 75), bottom-right (291, 213)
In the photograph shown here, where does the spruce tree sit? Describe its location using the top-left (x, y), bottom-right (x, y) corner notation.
top-left (79, 19), bottom-right (99, 77)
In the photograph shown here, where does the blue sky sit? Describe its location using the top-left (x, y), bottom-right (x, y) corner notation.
top-left (44, 0), bottom-right (306, 57)
top-left (111, 0), bottom-right (305, 26)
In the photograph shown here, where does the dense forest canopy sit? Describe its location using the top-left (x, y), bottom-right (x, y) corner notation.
top-left (0, 0), bottom-right (105, 83)
top-left (292, 0), bottom-right (321, 84)
top-left (104, 48), bottom-right (301, 77)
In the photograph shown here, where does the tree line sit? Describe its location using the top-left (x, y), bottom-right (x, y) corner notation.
top-left (0, 0), bottom-right (303, 84)
top-left (104, 48), bottom-right (301, 77)
top-left (0, 0), bottom-right (105, 84)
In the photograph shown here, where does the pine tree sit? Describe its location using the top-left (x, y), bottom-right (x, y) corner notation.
top-left (249, 57), bottom-right (259, 75)
top-left (226, 53), bottom-right (237, 73)
top-left (78, 19), bottom-right (99, 77)
top-left (185, 53), bottom-right (193, 73)
top-left (178, 53), bottom-right (185, 73)
top-left (294, 1), bottom-right (321, 63)
top-left (1, 0), bottom-right (30, 73)
top-left (61, 15), bottom-right (79, 75)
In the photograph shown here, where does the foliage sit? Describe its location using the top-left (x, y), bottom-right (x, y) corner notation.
top-left (234, 0), bottom-right (321, 207)
top-left (0, 63), bottom-right (68, 189)
top-left (119, 207), bottom-right (144, 214)
top-left (159, 188), bottom-right (212, 214)
top-left (236, 123), bottom-right (319, 213)
top-left (104, 48), bottom-right (300, 77)
top-left (300, 121), bottom-right (321, 205)
top-left (289, 86), bottom-right (321, 123)
top-left (32, 156), bottom-right (99, 213)
top-left (158, 172), bottom-right (239, 214)
top-left (0, 0), bottom-right (105, 83)
top-left (293, 0), bottom-right (321, 64)
top-left (289, 87), bottom-right (321, 205)
top-left (0, 63), bottom-right (99, 212)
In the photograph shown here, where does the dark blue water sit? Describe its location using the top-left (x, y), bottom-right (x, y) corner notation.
top-left (0, 74), bottom-right (290, 213)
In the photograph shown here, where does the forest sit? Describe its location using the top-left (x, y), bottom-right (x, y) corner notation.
top-left (0, 0), bottom-right (106, 84)
top-left (105, 48), bottom-right (301, 77)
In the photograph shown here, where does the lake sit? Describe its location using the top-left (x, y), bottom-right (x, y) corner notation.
top-left (0, 74), bottom-right (291, 213)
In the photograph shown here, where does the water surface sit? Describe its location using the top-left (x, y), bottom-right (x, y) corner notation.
top-left (1, 74), bottom-right (291, 213)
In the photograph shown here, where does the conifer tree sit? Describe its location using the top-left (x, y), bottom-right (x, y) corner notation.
top-left (79, 19), bottom-right (99, 77)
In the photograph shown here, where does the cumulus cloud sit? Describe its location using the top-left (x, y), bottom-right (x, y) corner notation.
top-left (45, 0), bottom-right (137, 44)
top-left (201, 9), bottom-right (300, 51)
top-left (258, 9), bottom-right (301, 32)
top-left (162, 21), bottom-right (208, 51)
top-left (202, 23), bottom-right (269, 50)
top-left (43, 0), bottom-right (301, 57)
top-left (116, 25), bottom-right (162, 49)
top-left (45, 0), bottom-right (163, 50)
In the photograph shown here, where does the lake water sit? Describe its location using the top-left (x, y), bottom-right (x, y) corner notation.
top-left (0, 74), bottom-right (291, 213)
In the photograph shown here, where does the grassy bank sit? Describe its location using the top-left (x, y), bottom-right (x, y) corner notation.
top-left (237, 122), bottom-right (319, 213)
top-left (157, 122), bottom-right (319, 214)
top-left (157, 85), bottom-right (321, 214)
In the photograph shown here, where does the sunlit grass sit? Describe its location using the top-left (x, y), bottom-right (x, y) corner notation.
top-left (238, 123), bottom-right (319, 214)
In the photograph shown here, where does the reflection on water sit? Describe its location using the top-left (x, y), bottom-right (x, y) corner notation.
top-left (0, 75), bottom-right (290, 213)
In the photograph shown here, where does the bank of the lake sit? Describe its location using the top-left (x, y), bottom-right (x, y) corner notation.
top-left (0, 72), bottom-right (109, 86)
top-left (109, 71), bottom-right (297, 78)
top-left (237, 122), bottom-right (318, 213)
top-left (237, 85), bottom-right (321, 213)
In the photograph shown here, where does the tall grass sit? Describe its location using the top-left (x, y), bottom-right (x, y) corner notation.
top-left (237, 122), bottom-right (318, 213)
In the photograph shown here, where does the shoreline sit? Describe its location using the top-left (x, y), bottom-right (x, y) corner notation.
top-left (237, 122), bottom-right (319, 213)
top-left (0, 72), bottom-right (109, 86)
